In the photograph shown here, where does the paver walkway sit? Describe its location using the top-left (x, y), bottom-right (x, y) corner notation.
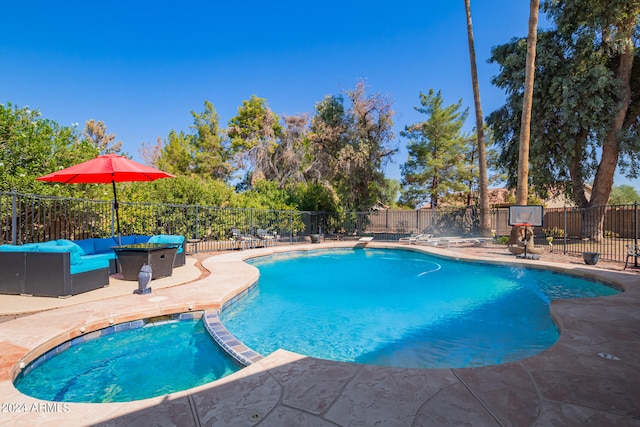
top-left (0, 242), bottom-right (639, 426)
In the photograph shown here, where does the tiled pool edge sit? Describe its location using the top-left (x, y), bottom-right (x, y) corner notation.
top-left (202, 281), bottom-right (263, 367)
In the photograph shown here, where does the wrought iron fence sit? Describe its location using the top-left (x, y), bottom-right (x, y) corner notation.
top-left (532, 204), bottom-right (639, 264)
top-left (1, 190), bottom-right (638, 264)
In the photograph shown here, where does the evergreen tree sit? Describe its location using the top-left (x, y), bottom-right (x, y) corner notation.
top-left (400, 90), bottom-right (469, 208)
top-left (156, 130), bottom-right (193, 176)
top-left (190, 100), bottom-right (233, 181)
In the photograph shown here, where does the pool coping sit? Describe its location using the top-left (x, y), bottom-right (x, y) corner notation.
top-left (1, 241), bottom-right (639, 425)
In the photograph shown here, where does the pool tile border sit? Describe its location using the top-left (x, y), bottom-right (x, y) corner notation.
top-left (202, 281), bottom-right (264, 367)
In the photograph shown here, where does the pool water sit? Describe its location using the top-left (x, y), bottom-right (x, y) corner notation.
top-left (14, 318), bottom-right (240, 403)
top-left (220, 248), bottom-right (619, 369)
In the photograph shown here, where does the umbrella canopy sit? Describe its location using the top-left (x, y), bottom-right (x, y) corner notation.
top-left (37, 154), bottom-right (174, 238)
top-left (36, 153), bottom-right (174, 184)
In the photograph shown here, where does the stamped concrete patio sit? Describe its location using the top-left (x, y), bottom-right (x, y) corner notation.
top-left (0, 242), bottom-right (639, 426)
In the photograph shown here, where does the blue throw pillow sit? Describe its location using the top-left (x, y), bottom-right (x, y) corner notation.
top-left (57, 239), bottom-right (86, 256)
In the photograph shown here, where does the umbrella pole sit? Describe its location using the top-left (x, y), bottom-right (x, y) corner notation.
top-left (112, 180), bottom-right (122, 246)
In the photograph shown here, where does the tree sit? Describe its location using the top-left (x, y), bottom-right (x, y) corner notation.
top-left (271, 114), bottom-right (310, 187)
top-left (153, 101), bottom-right (235, 181)
top-left (156, 130), bottom-right (193, 176)
top-left (608, 185), bottom-right (640, 205)
top-left (0, 103), bottom-right (99, 196)
top-left (308, 94), bottom-right (348, 185)
top-left (489, 0), bottom-right (640, 240)
top-left (308, 81), bottom-right (396, 211)
top-left (190, 101), bottom-right (233, 181)
top-left (548, 0), bottom-right (639, 217)
top-left (121, 175), bottom-right (236, 207)
top-left (289, 181), bottom-right (340, 213)
top-left (400, 89), bottom-right (469, 209)
top-left (237, 179), bottom-right (295, 211)
top-left (515, 0), bottom-right (540, 206)
top-left (228, 95), bottom-right (283, 187)
top-left (83, 119), bottom-right (122, 154)
top-left (458, 132), bottom-right (480, 208)
top-left (139, 137), bottom-right (163, 167)
top-left (380, 178), bottom-right (401, 208)
top-left (464, 0), bottom-right (491, 235)
top-left (338, 81), bottom-right (397, 211)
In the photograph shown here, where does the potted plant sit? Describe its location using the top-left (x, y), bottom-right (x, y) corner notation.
top-left (583, 251), bottom-right (600, 265)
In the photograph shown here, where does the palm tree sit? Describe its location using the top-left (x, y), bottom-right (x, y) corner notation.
top-left (464, 0), bottom-right (490, 236)
top-left (515, 0), bottom-right (540, 206)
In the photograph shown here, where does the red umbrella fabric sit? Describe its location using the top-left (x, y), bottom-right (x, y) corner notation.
top-left (37, 154), bottom-right (174, 237)
top-left (36, 153), bottom-right (174, 184)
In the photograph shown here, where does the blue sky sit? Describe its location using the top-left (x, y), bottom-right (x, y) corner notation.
top-left (2, 1), bottom-right (638, 190)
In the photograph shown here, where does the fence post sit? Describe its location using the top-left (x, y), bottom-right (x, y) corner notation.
top-left (635, 201), bottom-right (638, 267)
top-left (289, 211), bottom-right (293, 243)
top-left (11, 189), bottom-right (17, 245)
top-left (195, 203), bottom-right (199, 240)
top-left (563, 205), bottom-right (567, 255)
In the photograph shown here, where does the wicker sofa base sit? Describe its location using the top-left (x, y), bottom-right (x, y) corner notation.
top-left (0, 251), bottom-right (109, 298)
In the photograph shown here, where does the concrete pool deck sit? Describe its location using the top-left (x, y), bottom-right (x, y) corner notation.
top-left (0, 242), bottom-right (639, 426)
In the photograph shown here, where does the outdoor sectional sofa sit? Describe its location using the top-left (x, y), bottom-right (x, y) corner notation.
top-left (0, 240), bottom-right (110, 297)
top-left (0, 234), bottom-right (186, 298)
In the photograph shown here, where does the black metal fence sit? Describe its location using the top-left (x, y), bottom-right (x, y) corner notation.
top-left (1, 190), bottom-right (638, 264)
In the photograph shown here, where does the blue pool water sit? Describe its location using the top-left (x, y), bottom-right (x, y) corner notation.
top-left (220, 248), bottom-right (619, 369)
top-left (14, 318), bottom-right (240, 403)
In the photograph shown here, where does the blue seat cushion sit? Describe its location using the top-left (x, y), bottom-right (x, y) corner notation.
top-left (148, 235), bottom-right (185, 253)
top-left (93, 237), bottom-right (119, 254)
top-left (118, 235), bottom-right (137, 246)
top-left (71, 257), bottom-right (109, 275)
top-left (82, 253), bottom-right (116, 263)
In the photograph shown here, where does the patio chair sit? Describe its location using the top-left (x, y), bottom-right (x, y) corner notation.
top-left (419, 236), bottom-right (462, 247)
top-left (256, 229), bottom-right (276, 247)
top-left (447, 237), bottom-right (494, 247)
top-left (399, 234), bottom-right (433, 244)
top-left (231, 229), bottom-right (257, 250)
top-left (624, 244), bottom-right (640, 269)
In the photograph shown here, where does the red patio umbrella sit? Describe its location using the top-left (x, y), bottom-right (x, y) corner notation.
top-left (37, 153), bottom-right (174, 238)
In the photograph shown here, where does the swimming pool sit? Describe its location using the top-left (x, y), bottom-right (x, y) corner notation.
top-left (14, 314), bottom-right (241, 403)
top-left (220, 248), bottom-right (620, 369)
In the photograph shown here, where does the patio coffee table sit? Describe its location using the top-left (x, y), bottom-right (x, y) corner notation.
top-left (112, 243), bottom-right (179, 281)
